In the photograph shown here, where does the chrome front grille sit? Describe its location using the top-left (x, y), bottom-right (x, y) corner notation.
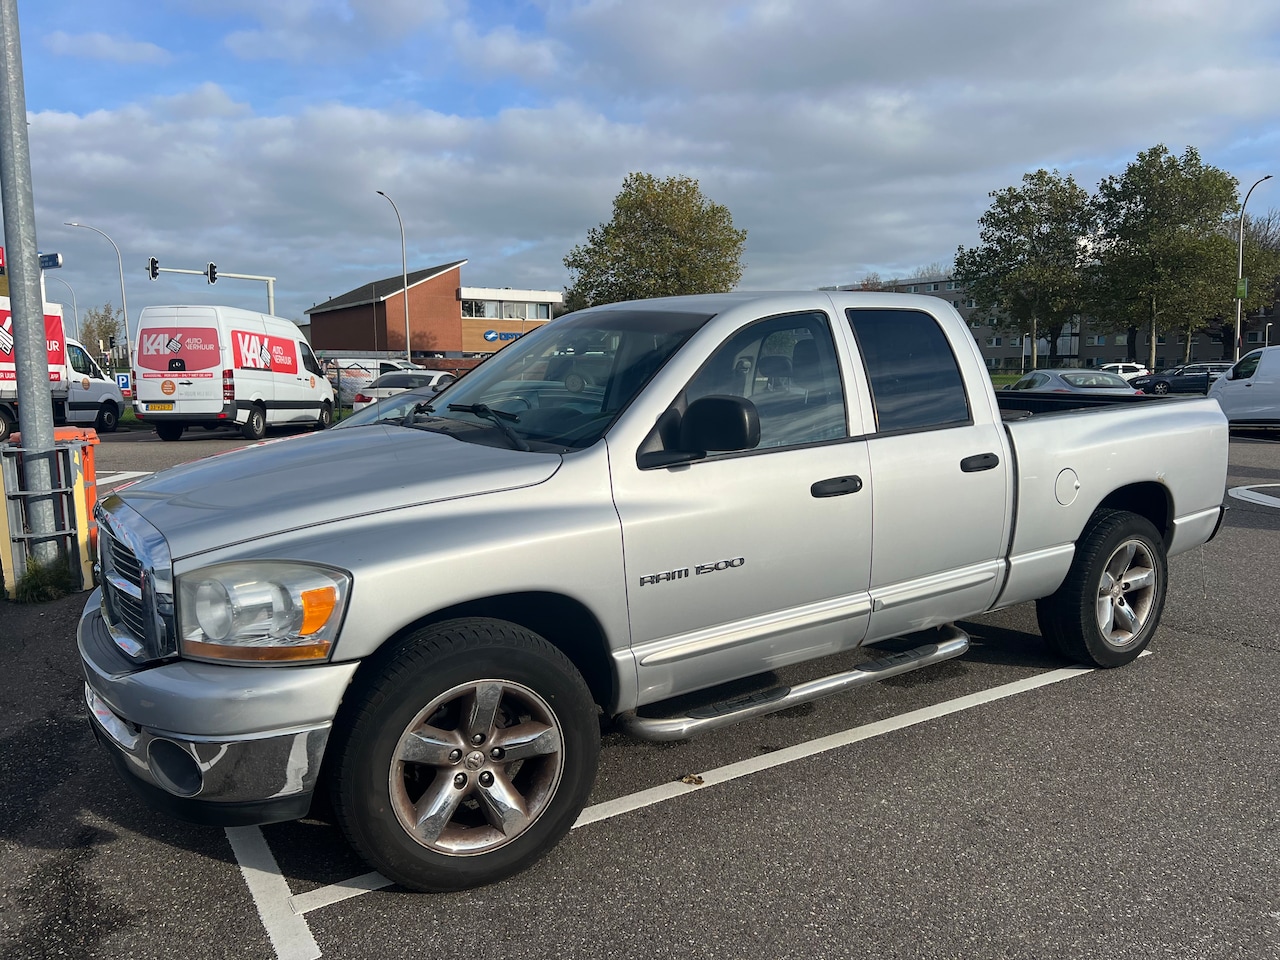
top-left (103, 535), bottom-right (147, 641)
top-left (96, 498), bottom-right (176, 663)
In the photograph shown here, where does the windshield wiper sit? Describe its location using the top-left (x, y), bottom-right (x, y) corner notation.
top-left (401, 402), bottom-right (435, 427)
top-left (447, 403), bottom-right (530, 451)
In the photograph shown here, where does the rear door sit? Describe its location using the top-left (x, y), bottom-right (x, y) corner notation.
top-left (844, 307), bottom-right (1011, 641)
top-left (135, 308), bottom-right (224, 416)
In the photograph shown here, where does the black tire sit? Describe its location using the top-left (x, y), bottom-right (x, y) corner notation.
top-left (316, 402), bottom-right (333, 430)
top-left (95, 403), bottom-right (119, 433)
top-left (1151, 381), bottom-right (1170, 395)
top-left (155, 422), bottom-right (184, 442)
top-left (0, 408), bottom-right (14, 442)
top-left (330, 618), bottom-right (600, 892)
top-left (241, 405), bottom-right (266, 441)
top-left (1036, 509), bottom-right (1167, 667)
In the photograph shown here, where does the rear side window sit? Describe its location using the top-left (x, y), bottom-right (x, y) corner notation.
top-left (845, 309), bottom-right (970, 432)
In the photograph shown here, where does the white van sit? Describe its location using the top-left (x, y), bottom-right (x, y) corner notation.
top-left (133, 305), bottom-right (334, 441)
top-left (65, 337), bottom-right (125, 432)
top-left (1209, 346), bottom-right (1280, 427)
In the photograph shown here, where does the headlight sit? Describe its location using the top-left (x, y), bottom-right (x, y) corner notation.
top-left (177, 561), bottom-right (350, 663)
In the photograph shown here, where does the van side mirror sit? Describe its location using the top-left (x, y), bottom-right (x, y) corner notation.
top-left (636, 395), bottom-right (761, 468)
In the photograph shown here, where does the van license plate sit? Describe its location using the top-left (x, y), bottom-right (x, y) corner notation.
top-left (147, 402), bottom-right (174, 411)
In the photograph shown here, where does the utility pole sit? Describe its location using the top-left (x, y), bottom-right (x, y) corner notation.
top-left (0, 0), bottom-right (58, 564)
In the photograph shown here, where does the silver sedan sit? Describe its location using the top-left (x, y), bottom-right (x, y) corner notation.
top-left (1008, 369), bottom-right (1141, 394)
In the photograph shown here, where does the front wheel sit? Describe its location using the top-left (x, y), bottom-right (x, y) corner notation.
top-left (1151, 381), bottom-right (1170, 395)
top-left (95, 403), bottom-right (119, 433)
top-left (1036, 509), bottom-right (1167, 667)
top-left (316, 401), bottom-right (333, 430)
top-left (330, 619), bottom-right (600, 892)
top-left (0, 408), bottom-right (14, 442)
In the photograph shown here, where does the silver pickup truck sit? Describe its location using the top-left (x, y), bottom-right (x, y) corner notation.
top-left (79, 291), bottom-right (1229, 891)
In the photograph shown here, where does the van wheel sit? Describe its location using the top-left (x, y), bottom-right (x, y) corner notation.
top-left (241, 405), bottom-right (266, 441)
top-left (316, 402), bottom-right (333, 430)
top-left (95, 403), bottom-right (119, 433)
top-left (0, 408), bottom-right (14, 442)
top-left (155, 422), bottom-right (184, 442)
top-left (330, 618), bottom-right (600, 892)
top-left (1036, 509), bottom-right (1167, 668)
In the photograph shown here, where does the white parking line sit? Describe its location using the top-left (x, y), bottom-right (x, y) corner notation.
top-left (1228, 484), bottom-right (1280, 509)
top-left (225, 826), bottom-right (321, 960)
top-left (235, 659), bottom-right (1110, 956)
top-left (97, 470), bottom-right (151, 487)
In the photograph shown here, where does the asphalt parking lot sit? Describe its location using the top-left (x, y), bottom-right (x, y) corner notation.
top-left (2, 427), bottom-right (1278, 960)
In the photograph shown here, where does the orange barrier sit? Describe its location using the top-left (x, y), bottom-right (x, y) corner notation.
top-left (9, 425), bottom-right (101, 556)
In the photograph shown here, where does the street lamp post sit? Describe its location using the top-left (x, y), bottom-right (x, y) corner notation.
top-left (47, 274), bottom-right (78, 340)
top-left (376, 190), bottom-right (411, 362)
top-left (1234, 174), bottom-right (1272, 361)
top-left (65, 221), bottom-right (129, 368)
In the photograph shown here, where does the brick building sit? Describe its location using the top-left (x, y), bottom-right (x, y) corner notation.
top-left (305, 260), bottom-right (562, 362)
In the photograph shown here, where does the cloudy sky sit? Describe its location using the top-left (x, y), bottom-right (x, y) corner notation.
top-left (8, 0), bottom-right (1280, 334)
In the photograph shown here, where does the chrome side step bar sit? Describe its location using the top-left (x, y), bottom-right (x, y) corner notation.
top-left (617, 625), bottom-right (971, 742)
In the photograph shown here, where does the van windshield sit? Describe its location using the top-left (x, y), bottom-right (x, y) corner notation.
top-left (340, 307), bottom-right (713, 451)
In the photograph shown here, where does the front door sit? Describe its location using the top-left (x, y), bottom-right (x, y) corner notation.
top-left (611, 309), bottom-right (874, 707)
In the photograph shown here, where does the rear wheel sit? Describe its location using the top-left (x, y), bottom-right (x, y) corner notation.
top-left (0, 408), bottom-right (14, 442)
top-left (95, 402), bottom-right (119, 433)
top-left (155, 422), bottom-right (184, 442)
top-left (330, 618), bottom-right (599, 892)
top-left (1036, 509), bottom-right (1167, 667)
top-left (241, 404), bottom-right (266, 441)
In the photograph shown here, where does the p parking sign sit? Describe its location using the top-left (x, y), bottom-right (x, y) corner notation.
top-left (116, 373), bottom-right (132, 398)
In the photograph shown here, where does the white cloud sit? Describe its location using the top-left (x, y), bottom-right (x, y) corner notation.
top-left (44, 31), bottom-right (172, 65)
top-left (17, 0), bottom-right (1280, 326)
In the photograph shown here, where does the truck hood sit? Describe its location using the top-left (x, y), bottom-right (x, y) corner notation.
top-left (115, 425), bottom-right (562, 559)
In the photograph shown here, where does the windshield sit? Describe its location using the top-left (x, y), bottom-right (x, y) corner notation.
top-left (334, 306), bottom-right (713, 450)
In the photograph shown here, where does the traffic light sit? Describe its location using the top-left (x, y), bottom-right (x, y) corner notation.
top-left (109, 335), bottom-right (116, 349)
top-left (147, 256), bottom-right (159, 280)
top-left (207, 262), bottom-right (217, 284)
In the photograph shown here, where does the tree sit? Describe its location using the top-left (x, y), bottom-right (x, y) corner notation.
top-left (563, 172), bottom-right (747, 310)
top-left (1089, 145), bottom-right (1238, 368)
top-left (80, 303), bottom-right (124, 358)
top-left (953, 169), bottom-right (1093, 365)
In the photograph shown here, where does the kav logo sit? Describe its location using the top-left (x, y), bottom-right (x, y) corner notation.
top-left (236, 332), bottom-right (272, 369)
top-left (140, 333), bottom-right (171, 356)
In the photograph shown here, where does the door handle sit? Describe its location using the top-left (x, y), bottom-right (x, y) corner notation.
top-left (811, 475), bottom-right (863, 498)
top-left (960, 452), bottom-right (1000, 472)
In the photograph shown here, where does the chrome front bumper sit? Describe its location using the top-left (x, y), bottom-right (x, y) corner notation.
top-left (78, 590), bottom-right (360, 824)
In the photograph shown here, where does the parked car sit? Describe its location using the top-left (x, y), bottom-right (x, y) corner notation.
top-left (1208, 346), bottom-right (1280, 426)
top-left (351, 370), bottom-right (457, 411)
top-left (1131, 362), bottom-right (1233, 395)
top-left (80, 291), bottom-right (1228, 892)
top-left (1008, 369), bottom-right (1140, 394)
top-left (1099, 361), bottom-right (1150, 381)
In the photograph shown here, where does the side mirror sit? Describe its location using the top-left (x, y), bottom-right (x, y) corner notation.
top-left (1224, 368), bottom-right (1235, 380)
top-left (636, 395), bottom-right (761, 468)
top-left (680, 395), bottom-right (760, 453)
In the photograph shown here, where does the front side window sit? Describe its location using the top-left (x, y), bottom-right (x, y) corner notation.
top-left (1231, 352), bottom-right (1262, 380)
top-left (846, 309), bottom-right (970, 433)
top-left (299, 342), bottom-right (323, 376)
top-left (68, 343), bottom-right (93, 376)
top-left (679, 311), bottom-right (847, 450)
